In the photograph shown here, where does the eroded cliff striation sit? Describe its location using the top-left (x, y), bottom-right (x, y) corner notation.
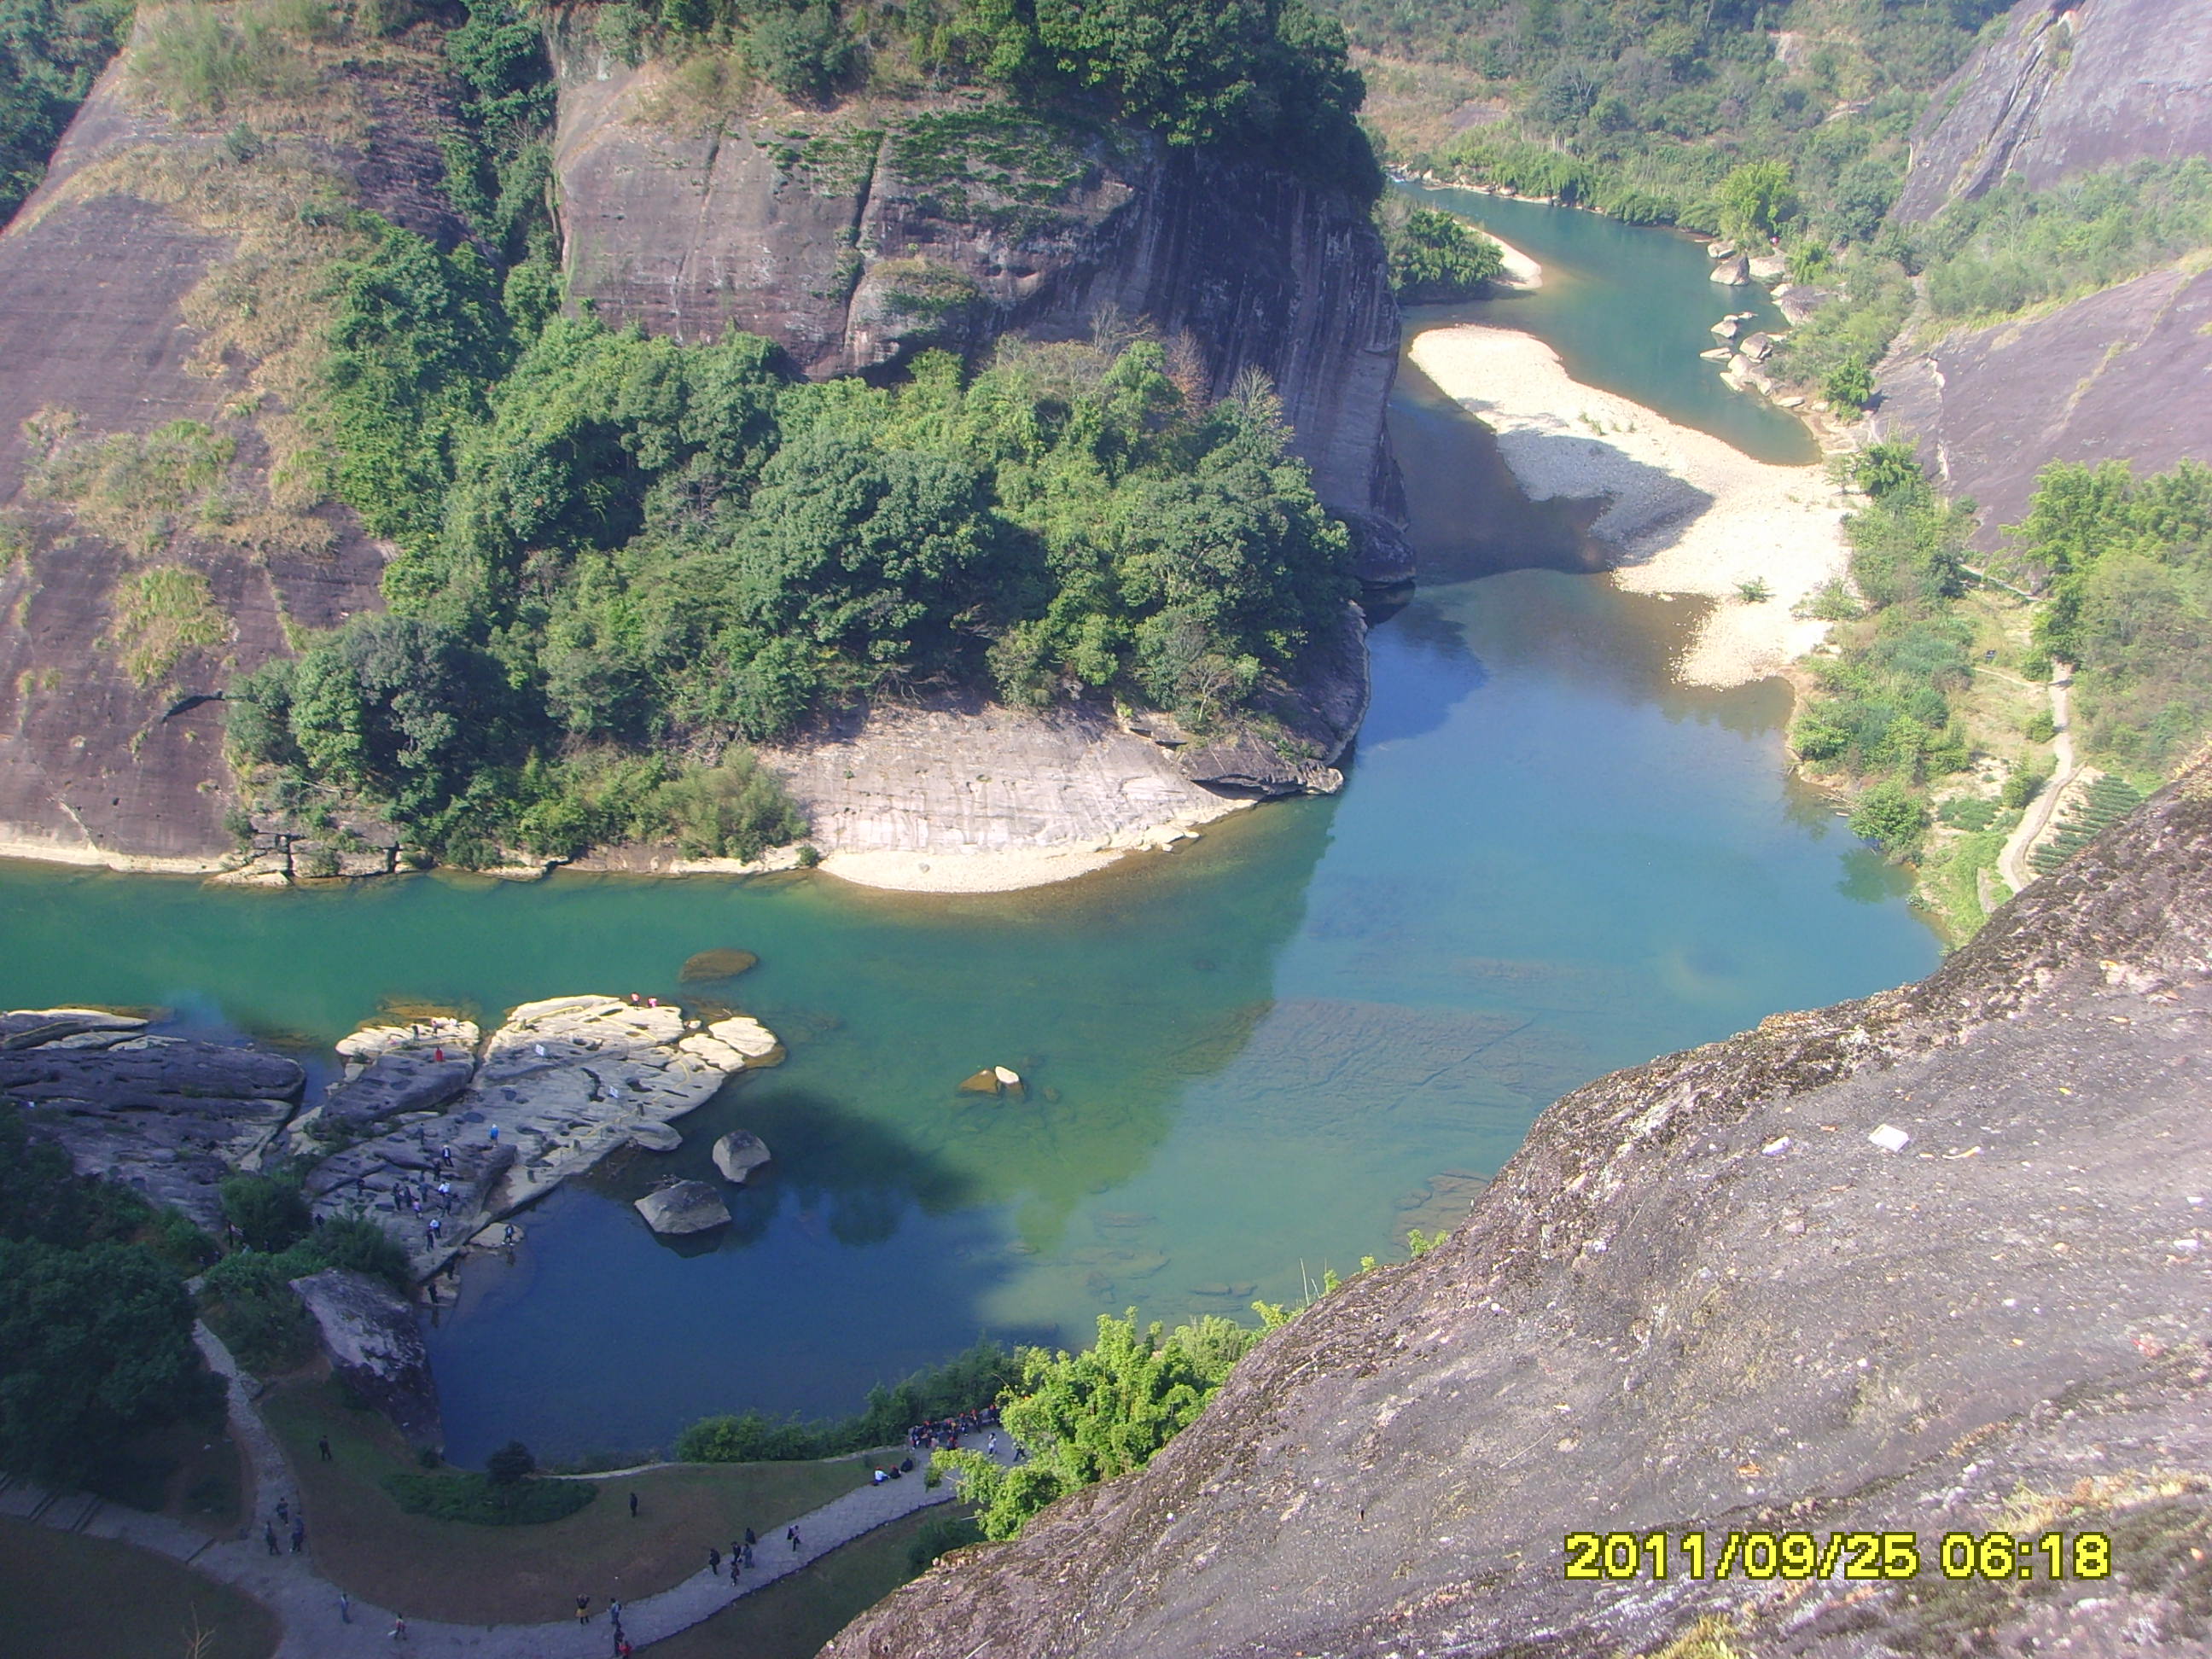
top-left (0, 21), bottom-right (468, 864)
top-left (1892, 0), bottom-right (2212, 223)
top-left (1876, 0), bottom-right (2212, 539)
top-left (830, 765), bottom-right (2212, 1656)
top-left (550, 41), bottom-right (1409, 581)
top-left (1877, 261), bottom-right (2212, 540)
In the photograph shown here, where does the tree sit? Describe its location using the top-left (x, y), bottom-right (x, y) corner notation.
top-left (0, 1103), bottom-right (148, 1247)
top-left (484, 1440), bottom-right (536, 1485)
top-left (1824, 358), bottom-right (1875, 414)
top-left (939, 1312), bottom-right (1258, 1540)
top-left (1715, 160), bottom-right (1798, 246)
top-left (0, 1238), bottom-right (220, 1481)
top-left (218, 1173), bottom-right (311, 1254)
top-left (1848, 778), bottom-right (1928, 856)
top-left (1381, 204), bottom-right (1506, 302)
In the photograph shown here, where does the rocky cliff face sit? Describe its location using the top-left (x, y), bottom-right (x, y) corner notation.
top-left (550, 39), bottom-right (1411, 580)
top-left (1876, 0), bottom-right (2212, 540)
top-left (1892, 0), bottom-right (2212, 223)
top-left (0, 21), bottom-right (466, 864)
top-left (830, 763), bottom-right (2212, 1657)
top-left (1877, 261), bottom-right (2212, 539)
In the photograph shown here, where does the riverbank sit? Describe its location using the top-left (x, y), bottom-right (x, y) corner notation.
top-left (1406, 323), bottom-right (1849, 687)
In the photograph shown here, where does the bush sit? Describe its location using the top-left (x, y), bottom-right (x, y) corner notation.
top-left (219, 1174), bottom-right (311, 1254)
top-left (383, 1468), bottom-right (596, 1525)
top-left (1824, 359), bottom-right (1875, 415)
top-left (484, 1440), bottom-right (535, 1485)
top-left (907, 1509), bottom-right (982, 1574)
top-left (2024, 709), bottom-right (2058, 743)
top-left (1848, 778), bottom-right (1929, 857)
top-left (2000, 757), bottom-right (2052, 811)
top-left (1377, 201), bottom-right (1505, 302)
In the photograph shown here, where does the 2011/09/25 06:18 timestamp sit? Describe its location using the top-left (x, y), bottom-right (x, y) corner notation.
top-left (1564, 1530), bottom-right (2112, 1582)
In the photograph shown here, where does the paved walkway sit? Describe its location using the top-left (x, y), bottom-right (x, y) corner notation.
top-left (3, 1325), bottom-right (1004, 1656)
top-left (1998, 662), bottom-right (2079, 894)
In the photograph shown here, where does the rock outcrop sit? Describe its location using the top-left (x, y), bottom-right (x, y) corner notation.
top-left (1892, 0), bottom-right (2212, 223)
top-left (634, 1178), bottom-right (732, 1236)
top-left (548, 44), bottom-right (1408, 583)
top-left (289, 1267), bottom-right (442, 1451)
top-left (765, 605), bottom-right (1369, 858)
top-left (0, 17), bottom-right (470, 865)
top-left (1873, 0), bottom-right (2212, 538)
top-left (829, 764), bottom-right (2212, 1657)
top-left (1877, 262), bottom-right (2212, 542)
top-left (711, 1131), bottom-right (771, 1184)
top-left (0, 1012), bottom-right (304, 1226)
top-left (302, 998), bottom-right (782, 1279)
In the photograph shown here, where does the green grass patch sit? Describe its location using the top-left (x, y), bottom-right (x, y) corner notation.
top-left (261, 1379), bottom-right (874, 1623)
top-left (108, 566), bottom-right (230, 688)
top-left (0, 1516), bottom-right (278, 1659)
top-left (382, 1469), bottom-right (596, 1525)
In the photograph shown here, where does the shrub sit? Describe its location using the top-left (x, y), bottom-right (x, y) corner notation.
top-left (484, 1440), bottom-right (535, 1485)
top-left (1848, 778), bottom-right (1928, 856)
top-left (2000, 757), bottom-right (2052, 811)
top-left (383, 1468), bottom-right (595, 1524)
top-left (1824, 358), bottom-right (1875, 415)
top-left (219, 1174), bottom-right (311, 1254)
top-left (2024, 709), bottom-right (2058, 742)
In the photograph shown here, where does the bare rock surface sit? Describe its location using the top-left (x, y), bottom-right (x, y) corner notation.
top-left (1877, 263), bottom-right (2212, 544)
top-left (0, 1025), bottom-right (304, 1225)
top-left (1893, 0), bottom-right (2212, 222)
top-left (766, 607), bottom-right (1367, 855)
top-left (0, 22), bottom-right (468, 864)
top-left (634, 1178), bottom-right (732, 1236)
top-left (303, 997), bottom-right (779, 1279)
top-left (288, 1267), bottom-right (441, 1451)
top-left (712, 1130), bottom-right (772, 1184)
top-left (829, 764), bottom-right (2212, 1658)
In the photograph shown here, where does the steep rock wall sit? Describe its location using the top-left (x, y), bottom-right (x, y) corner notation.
top-left (1877, 0), bottom-right (2212, 538)
top-left (549, 46), bottom-right (1410, 580)
top-left (1877, 261), bottom-right (2212, 542)
top-left (830, 763), bottom-right (2212, 1657)
top-left (0, 21), bottom-right (469, 863)
top-left (1893, 0), bottom-right (2212, 223)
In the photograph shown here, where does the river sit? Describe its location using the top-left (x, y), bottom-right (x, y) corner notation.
top-left (0, 191), bottom-right (1939, 1464)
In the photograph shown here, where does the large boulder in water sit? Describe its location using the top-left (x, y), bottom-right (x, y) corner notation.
top-left (712, 1131), bottom-right (771, 1184)
top-left (289, 1268), bottom-right (441, 1451)
top-left (636, 1179), bottom-right (731, 1235)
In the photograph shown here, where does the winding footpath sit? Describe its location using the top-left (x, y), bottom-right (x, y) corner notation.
top-left (0, 1326), bottom-right (997, 1656)
top-left (1997, 663), bottom-right (2080, 896)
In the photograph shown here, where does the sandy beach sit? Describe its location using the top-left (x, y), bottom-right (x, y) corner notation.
top-left (1485, 230), bottom-right (1543, 290)
top-left (818, 806), bottom-right (1241, 893)
top-left (1406, 323), bottom-right (1848, 686)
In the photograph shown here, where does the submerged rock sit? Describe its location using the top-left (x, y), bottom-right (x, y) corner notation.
top-left (635, 1179), bottom-right (731, 1235)
top-left (679, 948), bottom-right (760, 983)
top-left (289, 1268), bottom-right (441, 1452)
top-left (712, 1131), bottom-right (772, 1184)
top-left (958, 1068), bottom-right (1004, 1095)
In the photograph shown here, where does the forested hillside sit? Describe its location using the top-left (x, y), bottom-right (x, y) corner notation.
top-left (0, 0), bottom-right (1382, 868)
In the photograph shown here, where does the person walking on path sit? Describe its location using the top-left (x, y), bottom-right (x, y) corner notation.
top-left (788, 1525), bottom-right (801, 1552)
top-left (744, 1526), bottom-right (756, 1549)
top-left (389, 1614), bottom-right (408, 1642)
top-left (608, 1598), bottom-right (622, 1628)
top-left (318, 1435), bottom-right (333, 1463)
top-left (575, 1594), bottom-right (591, 1626)
top-left (339, 1592), bottom-right (351, 1624)
top-left (628, 1490), bottom-right (638, 1518)
top-left (264, 1522), bottom-right (278, 1556)
top-left (707, 1545), bottom-right (721, 1578)
top-left (291, 1519), bottom-right (306, 1554)
top-left (730, 1539), bottom-right (742, 1574)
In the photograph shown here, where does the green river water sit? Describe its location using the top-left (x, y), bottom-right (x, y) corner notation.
top-left (0, 190), bottom-right (1938, 1464)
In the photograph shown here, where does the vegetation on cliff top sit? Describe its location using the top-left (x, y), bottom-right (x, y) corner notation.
top-left (602, 0), bottom-right (1376, 189)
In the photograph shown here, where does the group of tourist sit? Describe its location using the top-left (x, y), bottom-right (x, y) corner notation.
top-left (906, 1404), bottom-right (1002, 1453)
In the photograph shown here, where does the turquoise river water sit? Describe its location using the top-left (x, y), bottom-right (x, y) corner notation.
top-left (0, 191), bottom-right (1938, 1464)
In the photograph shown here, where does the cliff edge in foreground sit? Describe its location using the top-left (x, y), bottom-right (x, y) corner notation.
top-left (832, 764), bottom-right (2212, 1656)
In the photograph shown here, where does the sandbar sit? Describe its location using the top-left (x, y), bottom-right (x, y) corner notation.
top-left (1406, 324), bottom-right (1848, 687)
